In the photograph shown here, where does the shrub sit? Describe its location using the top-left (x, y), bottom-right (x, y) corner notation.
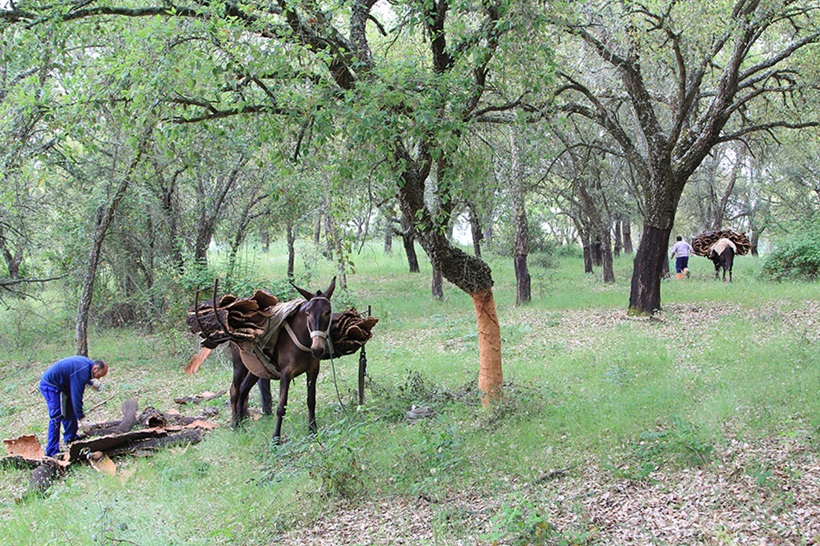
top-left (762, 223), bottom-right (820, 281)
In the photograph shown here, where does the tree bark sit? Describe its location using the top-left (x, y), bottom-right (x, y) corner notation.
top-left (400, 216), bottom-right (420, 273)
top-left (510, 130), bottom-right (530, 304)
top-left (583, 242), bottom-right (594, 274)
top-left (468, 205), bottom-right (483, 259)
top-left (750, 229), bottom-right (761, 256)
top-left (622, 217), bottom-right (634, 254)
top-left (286, 220), bottom-right (295, 279)
top-left (396, 148), bottom-right (502, 404)
top-left (382, 214), bottom-right (393, 255)
top-left (628, 225), bottom-right (671, 315)
top-left (431, 262), bottom-right (443, 300)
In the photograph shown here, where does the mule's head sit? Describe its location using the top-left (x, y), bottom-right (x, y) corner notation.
top-left (293, 277), bottom-right (336, 359)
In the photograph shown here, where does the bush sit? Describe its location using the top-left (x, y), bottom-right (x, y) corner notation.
top-left (762, 223), bottom-right (820, 281)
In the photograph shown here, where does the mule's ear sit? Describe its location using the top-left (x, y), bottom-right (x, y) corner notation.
top-left (292, 283), bottom-right (315, 300)
top-left (323, 276), bottom-right (336, 299)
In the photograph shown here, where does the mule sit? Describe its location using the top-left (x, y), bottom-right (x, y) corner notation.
top-left (229, 278), bottom-right (335, 443)
top-left (710, 246), bottom-right (734, 282)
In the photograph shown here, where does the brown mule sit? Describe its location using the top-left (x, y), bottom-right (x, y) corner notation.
top-left (229, 277), bottom-right (335, 443)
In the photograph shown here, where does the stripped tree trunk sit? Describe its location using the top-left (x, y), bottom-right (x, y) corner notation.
top-left (396, 147), bottom-right (502, 405)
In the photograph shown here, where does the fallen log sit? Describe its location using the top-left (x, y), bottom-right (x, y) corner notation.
top-left (67, 428), bottom-right (169, 462)
top-left (86, 399), bottom-right (139, 437)
top-left (105, 429), bottom-right (204, 457)
top-left (29, 458), bottom-right (60, 495)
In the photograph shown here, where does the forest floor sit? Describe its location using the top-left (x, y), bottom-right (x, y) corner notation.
top-left (276, 301), bottom-right (820, 545)
top-left (279, 433), bottom-right (819, 545)
top-left (2, 287), bottom-right (818, 545)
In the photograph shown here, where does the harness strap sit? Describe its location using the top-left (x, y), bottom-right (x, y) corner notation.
top-left (284, 322), bottom-right (313, 353)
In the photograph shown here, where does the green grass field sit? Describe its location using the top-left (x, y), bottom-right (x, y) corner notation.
top-left (1, 244), bottom-right (818, 545)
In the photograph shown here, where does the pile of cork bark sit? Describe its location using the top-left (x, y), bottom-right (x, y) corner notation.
top-left (691, 230), bottom-right (752, 256)
top-left (187, 286), bottom-right (378, 359)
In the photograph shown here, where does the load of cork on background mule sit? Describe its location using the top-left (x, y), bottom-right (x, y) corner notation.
top-left (692, 229), bottom-right (752, 282)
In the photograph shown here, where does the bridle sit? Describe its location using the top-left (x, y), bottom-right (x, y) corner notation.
top-left (284, 297), bottom-right (332, 354)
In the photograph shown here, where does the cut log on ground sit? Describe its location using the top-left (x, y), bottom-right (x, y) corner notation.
top-left (691, 230), bottom-right (751, 256)
top-left (86, 399), bottom-right (139, 436)
top-left (105, 429), bottom-right (204, 457)
top-left (3, 400), bottom-right (219, 494)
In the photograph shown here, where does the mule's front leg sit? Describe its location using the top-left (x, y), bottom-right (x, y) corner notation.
top-left (306, 368), bottom-right (319, 435)
top-left (273, 374), bottom-right (292, 444)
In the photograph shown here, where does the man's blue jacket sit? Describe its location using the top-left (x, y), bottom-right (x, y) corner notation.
top-left (40, 356), bottom-right (94, 420)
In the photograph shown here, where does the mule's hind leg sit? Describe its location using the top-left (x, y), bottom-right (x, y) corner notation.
top-left (229, 359), bottom-right (246, 428)
top-left (229, 343), bottom-right (257, 428)
top-left (273, 373), bottom-right (292, 444)
top-left (258, 378), bottom-right (273, 415)
top-left (237, 372), bottom-right (259, 423)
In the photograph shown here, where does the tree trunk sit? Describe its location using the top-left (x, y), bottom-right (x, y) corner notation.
top-left (260, 228), bottom-right (270, 253)
top-left (431, 262), bottom-right (443, 300)
top-left (323, 212), bottom-right (333, 260)
top-left (314, 210), bottom-right (322, 246)
top-left (591, 234), bottom-right (603, 266)
top-left (468, 205), bottom-right (483, 259)
top-left (613, 218), bottom-right (623, 257)
top-left (396, 150), bottom-right (502, 404)
top-left (1, 243), bottom-right (22, 281)
top-left (400, 216), bottom-right (420, 273)
top-left (383, 215), bottom-right (393, 255)
top-left (623, 217), bottom-right (634, 253)
top-left (750, 229), bottom-right (761, 256)
top-left (583, 243), bottom-right (594, 273)
top-left (473, 288), bottom-right (502, 405)
top-left (628, 224), bottom-right (671, 315)
top-left (286, 220), bottom-right (296, 279)
top-left (510, 130), bottom-right (531, 305)
top-left (193, 163), bottom-right (243, 265)
top-left (601, 233), bottom-right (615, 283)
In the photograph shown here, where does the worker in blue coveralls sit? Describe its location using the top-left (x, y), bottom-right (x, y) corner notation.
top-left (39, 356), bottom-right (108, 458)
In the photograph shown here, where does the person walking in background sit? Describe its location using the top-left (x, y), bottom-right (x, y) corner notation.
top-left (669, 235), bottom-right (694, 279)
top-left (39, 356), bottom-right (108, 458)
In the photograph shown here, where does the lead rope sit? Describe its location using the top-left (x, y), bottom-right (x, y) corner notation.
top-left (327, 334), bottom-right (348, 417)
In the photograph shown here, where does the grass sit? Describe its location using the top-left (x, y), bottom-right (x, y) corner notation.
top-left (0, 242), bottom-right (818, 544)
